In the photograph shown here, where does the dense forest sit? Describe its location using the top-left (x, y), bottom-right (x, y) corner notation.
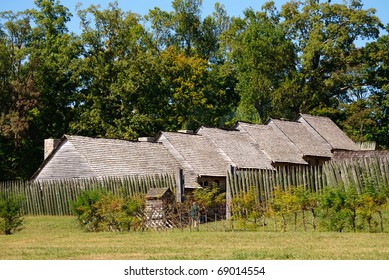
top-left (0, 0), bottom-right (388, 180)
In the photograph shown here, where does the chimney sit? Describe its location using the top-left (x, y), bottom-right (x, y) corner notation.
top-left (44, 139), bottom-right (60, 159)
top-left (138, 137), bottom-right (155, 142)
top-left (178, 130), bottom-right (194, 134)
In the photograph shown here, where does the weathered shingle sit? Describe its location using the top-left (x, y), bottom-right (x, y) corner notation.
top-left (33, 135), bottom-right (179, 180)
top-left (157, 132), bottom-right (228, 177)
top-left (297, 114), bottom-right (359, 151)
top-left (268, 119), bottom-right (332, 158)
top-left (197, 127), bottom-right (274, 170)
top-left (145, 188), bottom-right (172, 199)
top-left (332, 150), bottom-right (389, 161)
top-left (67, 135), bottom-right (179, 177)
top-left (235, 122), bottom-right (308, 165)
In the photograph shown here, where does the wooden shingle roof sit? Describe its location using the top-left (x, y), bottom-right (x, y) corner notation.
top-left (67, 135), bottom-right (179, 176)
top-left (235, 122), bottom-right (308, 165)
top-left (332, 150), bottom-right (389, 161)
top-left (297, 114), bottom-right (359, 151)
top-left (197, 127), bottom-right (274, 170)
top-left (32, 135), bottom-right (179, 180)
top-left (157, 132), bottom-right (228, 177)
top-left (145, 188), bottom-right (172, 199)
top-left (268, 119), bottom-right (332, 158)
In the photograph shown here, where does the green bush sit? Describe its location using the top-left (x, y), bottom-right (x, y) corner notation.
top-left (70, 189), bottom-right (103, 231)
top-left (193, 184), bottom-right (226, 220)
top-left (95, 193), bottom-right (144, 232)
top-left (231, 186), bottom-right (264, 230)
top-left (0, 192), bottom-right (24, 235)
top-left (357, 185), bottom-right (387, 232)
top-left (316, 186), bottom-right (387, 232)
top-left (230, 183), bottom-right (388, 233)
top-left (318, 187), bottom-right (348, 232)
top-left (70, 189), bottom-right (144, 232)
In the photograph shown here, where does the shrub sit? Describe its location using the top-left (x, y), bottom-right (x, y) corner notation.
top-left (318, 187), bottom-right (363, 232)
top-left (231, 186), bottom-right (264, 230)
top-left (294, 186), bottom-right (318, 231)
top-left (317, 184), bottom-right (388, 233)
top-left (192, 184), bottom-right (226, 221)
top-left (70, 190), bottom-right (144, 232)
top-left (357, 185), bottom-right (387, 232)
top-left (96, 193), bottom-right (144, 232)
top-left (0, 192), bottom-right (24, 235)
top-left (70, 189), bottom-right (103, 231)
top-left (269, 187), bottom-right (299, 232)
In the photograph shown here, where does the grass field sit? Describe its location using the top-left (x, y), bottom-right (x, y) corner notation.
top-left (0, 216), bottom-right (388, 260)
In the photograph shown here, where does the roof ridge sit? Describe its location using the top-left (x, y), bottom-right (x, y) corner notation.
top-left (269, 120), bottom-right (306, 156)
top-left (158, 132), bottom-right (197, 175)
top-left (66, 135), bottom-right (99, 177)
top-left (197, 128), bottom-right (236, 167)
top-left (235, 123), bottom-right (274, 164)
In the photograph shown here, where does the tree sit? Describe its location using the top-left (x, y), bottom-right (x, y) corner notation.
top-left (159, 46), bottom-right (210, 130)
top-left (0, 192), bottom-right (24, 235)
top-left (70, 2), bottom-right (165, 140)
top-left (270, 186), bottom-right (299, 232)
top-left (197, 2), bottom-right (230, 62)
top-left (193, 183), bottom-right (226, 221)
top-left (0, 10), bottom-right (40, 179)
top-left (361, 25), bottom-right (389, 148)
top-left (223, 0), bottom-right (383, 124)
top-left (29, 0), bottom-right (80, 139)
top-left (147, 0), bottom-right (228, 62)
top-left (0, 0), bottom-right (81, 179)
top-left (224, 4), bottom-right (296, 122)
top-left (171, 0), bottom-right (202, 56)
top-left (281, 0), bottom-right (382, 115)
top-left (231, 186), bottom-right (264, 230)
top-left (146, 7), bottom-right (174, 52)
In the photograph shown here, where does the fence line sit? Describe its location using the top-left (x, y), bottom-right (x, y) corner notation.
top-left (227, 158), bottom-right (389, 208)
top-left (0, 174), bottom-right (176, 215)
top-left (2, 158), bottom-right (388, 217)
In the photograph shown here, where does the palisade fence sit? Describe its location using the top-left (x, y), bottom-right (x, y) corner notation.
top-left (0, 174), bottom-right (176, 215)
top-left (227, 157), bottom-right (389, 209)
top-left (1, 158), bottom-right (388, 217)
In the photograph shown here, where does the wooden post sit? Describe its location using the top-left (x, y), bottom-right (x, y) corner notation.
top-left (226, 165), bottom-right (235, 220)
top-left (175, 169), bottom-right (184, 203)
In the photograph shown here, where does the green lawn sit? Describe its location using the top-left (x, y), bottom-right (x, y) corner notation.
top-left (0, 216), bottom-right (388, 260)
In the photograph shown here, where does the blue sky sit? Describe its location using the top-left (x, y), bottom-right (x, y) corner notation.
top-left (1, 0), bottom-right (388, 35)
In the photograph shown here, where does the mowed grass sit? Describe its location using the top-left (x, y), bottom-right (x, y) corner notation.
top-left (1, 216), bottom-right (388, 260)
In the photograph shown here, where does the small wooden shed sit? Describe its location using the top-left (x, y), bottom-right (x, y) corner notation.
top-left (144, 188), bottom-right (174, 229)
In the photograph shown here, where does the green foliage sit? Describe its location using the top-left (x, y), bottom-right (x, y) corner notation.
top-left (269, 187), bottom-right (300, 232)
top-left (224, 6), bottom-right (296, 122)
top-left (318, 187), bottom-right (355, 232)
top-left (293, 186), bottom-right (318, 231)
top-left (317, 185), bottom-right (388, 233)
top-left (231, 181), bottom-right (388, 233)
top-left (357, 184), bottom-right (388, 232)
top-left (231, 186), bottom-right (264, 230)
top-left (70, 189), bottom-right (144, 232)
top-left (363, 26), bottom-right (389, 148)
top-left (0, 0), bottom-right (388, 179)
top-left (94, 193), bottom-right (144, 232)
top-left (70, 189), bottom-right (103, 231)
top-left (192, 184), bottom-right (226, 219)
top-left (0, 192), bottom-right (24, 235)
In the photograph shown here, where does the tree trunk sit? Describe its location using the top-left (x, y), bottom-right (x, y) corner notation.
top-left (378, 211), bottom-right (384, 233)
top-left (311, 208), bottom-right (316, 230)
top-left (294, 212), bottom-right (297, 231)
top-left (281, 213), bottom-right (286, 232)
top-left (302, 210), bottom-right (307, 232)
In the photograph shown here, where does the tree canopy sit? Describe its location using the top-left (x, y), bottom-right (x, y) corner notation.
top-left (0, 0), bottom-right (388, 180)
